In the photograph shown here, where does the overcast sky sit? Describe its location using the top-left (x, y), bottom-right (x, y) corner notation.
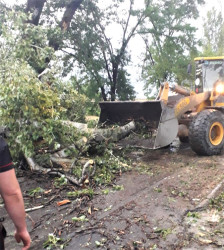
top-left (5, 0), bottom-right (224, 98)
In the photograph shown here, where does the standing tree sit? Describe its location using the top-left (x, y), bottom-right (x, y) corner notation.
top-left (1, 0), bottom-right (150, 101)
top-left (0, 0), bottom-right (205, 100)
top-left (202, 7), bottom-right (224, 56)
top-left (60, 0), bottom-right (150, 101)
top-left (141, 0), bottom-right (204, 97)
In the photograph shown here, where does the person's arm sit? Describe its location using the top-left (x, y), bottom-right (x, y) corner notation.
top-left (0, 169), bottom-right (31, 250)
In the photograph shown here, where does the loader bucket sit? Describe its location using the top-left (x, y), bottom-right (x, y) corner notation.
top-left (99, 101), bottom-right (178, 149)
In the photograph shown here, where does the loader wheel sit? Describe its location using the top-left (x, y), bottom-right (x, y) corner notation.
top-left (188, 109), bottom-right (224, 156)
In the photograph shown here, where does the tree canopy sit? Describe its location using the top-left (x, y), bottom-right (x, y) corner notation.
top-left (141, 0), bottom-right (204, 97)
top-left (0, 0), bottom-right (207, 101)
top-left (202, 7), bottom-right (224, 56)
top-left (0, 10), bottom-right (88, 158)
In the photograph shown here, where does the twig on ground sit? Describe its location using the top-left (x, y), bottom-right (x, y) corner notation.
top-left (25, 156), bottom-right (96, 186)
top-left (25, 205), bottom-right (44, 213)
top-left (26, 213), bottom-right (35, 228)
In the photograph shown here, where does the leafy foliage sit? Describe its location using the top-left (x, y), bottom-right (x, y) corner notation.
top-left (202, 7), bottom-right (224, 56)
top-left (59, 0), bottom-right (141, 100)
top-left (142, 0), bottom-right (204, 97)
top-left (43, 233), bottom-right (69, 249)
top-left (54, 175), bottom-right (68, 187)
top-left (0, 12), bottom-right (88, 158)
top-left (93, 148), bottom-right (130, 185)
top-left (210, 192), bottom-right (224, 211)
top-left (72, 215), bottom-right (88, 222)
top-left (1, 11), bottom-right (55, 73)
top-left (52, 81), bottom-right (87, 122)
top-left (67, 188), bottom-right (94, 198)
top-left (28, 187), bottom-right (45, 197)
top-left (1, 0), bottom-right (205, 101)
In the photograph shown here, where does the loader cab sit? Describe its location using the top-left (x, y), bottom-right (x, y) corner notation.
top-left (194, 56), bottom-right (224, 93)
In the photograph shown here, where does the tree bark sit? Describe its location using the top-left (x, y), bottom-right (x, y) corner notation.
top-left (26, 0), bottom-right (83, 51)
top-left (100, 86), bottom-right (107, 101)
top-left (24, 121), bottom-right (135, 185)
top-left (49, 0), bottom-right (83, 50)
top-left (26, 0), bottom-right (46, 25)
top-left (111, 61), bottom-right (118, 101)
top-left (25, 156), bottom-right (95, 186)
top-left (62, 120), bottom-right (136, 142)
top-left (60, 0), bottom-right (83, 31)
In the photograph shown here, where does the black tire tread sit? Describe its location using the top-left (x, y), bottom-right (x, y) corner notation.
top-left (189, 109), bottom-right (224, 156)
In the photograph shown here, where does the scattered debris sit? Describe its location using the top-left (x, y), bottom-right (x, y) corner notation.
top-left (57, 200), bottom-right (71, 206)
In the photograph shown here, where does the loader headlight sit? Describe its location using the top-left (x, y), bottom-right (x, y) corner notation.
top-left (195, 78), bottom-right (200, 86)
top-left (215, 83), bottom-right (224, 94)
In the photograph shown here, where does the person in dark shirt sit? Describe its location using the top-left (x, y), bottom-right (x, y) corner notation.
top-left (0, 137), bottom-right (31, 249)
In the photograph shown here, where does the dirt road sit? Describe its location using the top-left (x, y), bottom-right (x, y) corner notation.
top-left (2, 143), bottom-right (224, 249)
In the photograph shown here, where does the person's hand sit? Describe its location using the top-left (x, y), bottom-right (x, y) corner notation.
top-left (15, 229), bottom-right (31, 250)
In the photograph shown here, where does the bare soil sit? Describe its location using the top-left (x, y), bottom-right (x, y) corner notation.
top-left (1, 141), bottom-right (224, 250)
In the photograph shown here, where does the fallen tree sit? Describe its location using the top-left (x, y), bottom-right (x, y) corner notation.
top-left (0, 21), bottom-right (134, 187)
top-left (23, 121), bottom-right (135, 186)
top-left (25, 156), bottom-right (95, 186)
top-left (61, 120), bottom-right (135, 142)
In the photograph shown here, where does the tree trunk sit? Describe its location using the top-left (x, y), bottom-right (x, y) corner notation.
top-left (111, 61), bottom-right (118, 101)
top-left (25, 156), bottom-right (94, 186)
top-left (100, 86), bottom-right (107, 101)
top-left (26, 0), bottom-right (83, 52)
top-left (23, 121), bottom-right (135, 186)
top-left (60, 0), bottom-right (83, 31)
top-left (110, 86), bottom-right (116, 101)
top-left (26, 0), bottom-right (46, 25)
top-left (62, 120), bottom-right (136, 142)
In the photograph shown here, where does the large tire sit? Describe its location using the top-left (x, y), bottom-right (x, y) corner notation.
top-left (189, 109), bottom-right (224, 156)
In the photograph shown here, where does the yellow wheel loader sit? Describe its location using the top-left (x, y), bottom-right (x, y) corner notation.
top-left (99, 56), bottom-right (224, 156)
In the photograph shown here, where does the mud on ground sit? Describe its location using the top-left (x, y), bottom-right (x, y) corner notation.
top-left (1, 141), bottom-right (224, 250)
